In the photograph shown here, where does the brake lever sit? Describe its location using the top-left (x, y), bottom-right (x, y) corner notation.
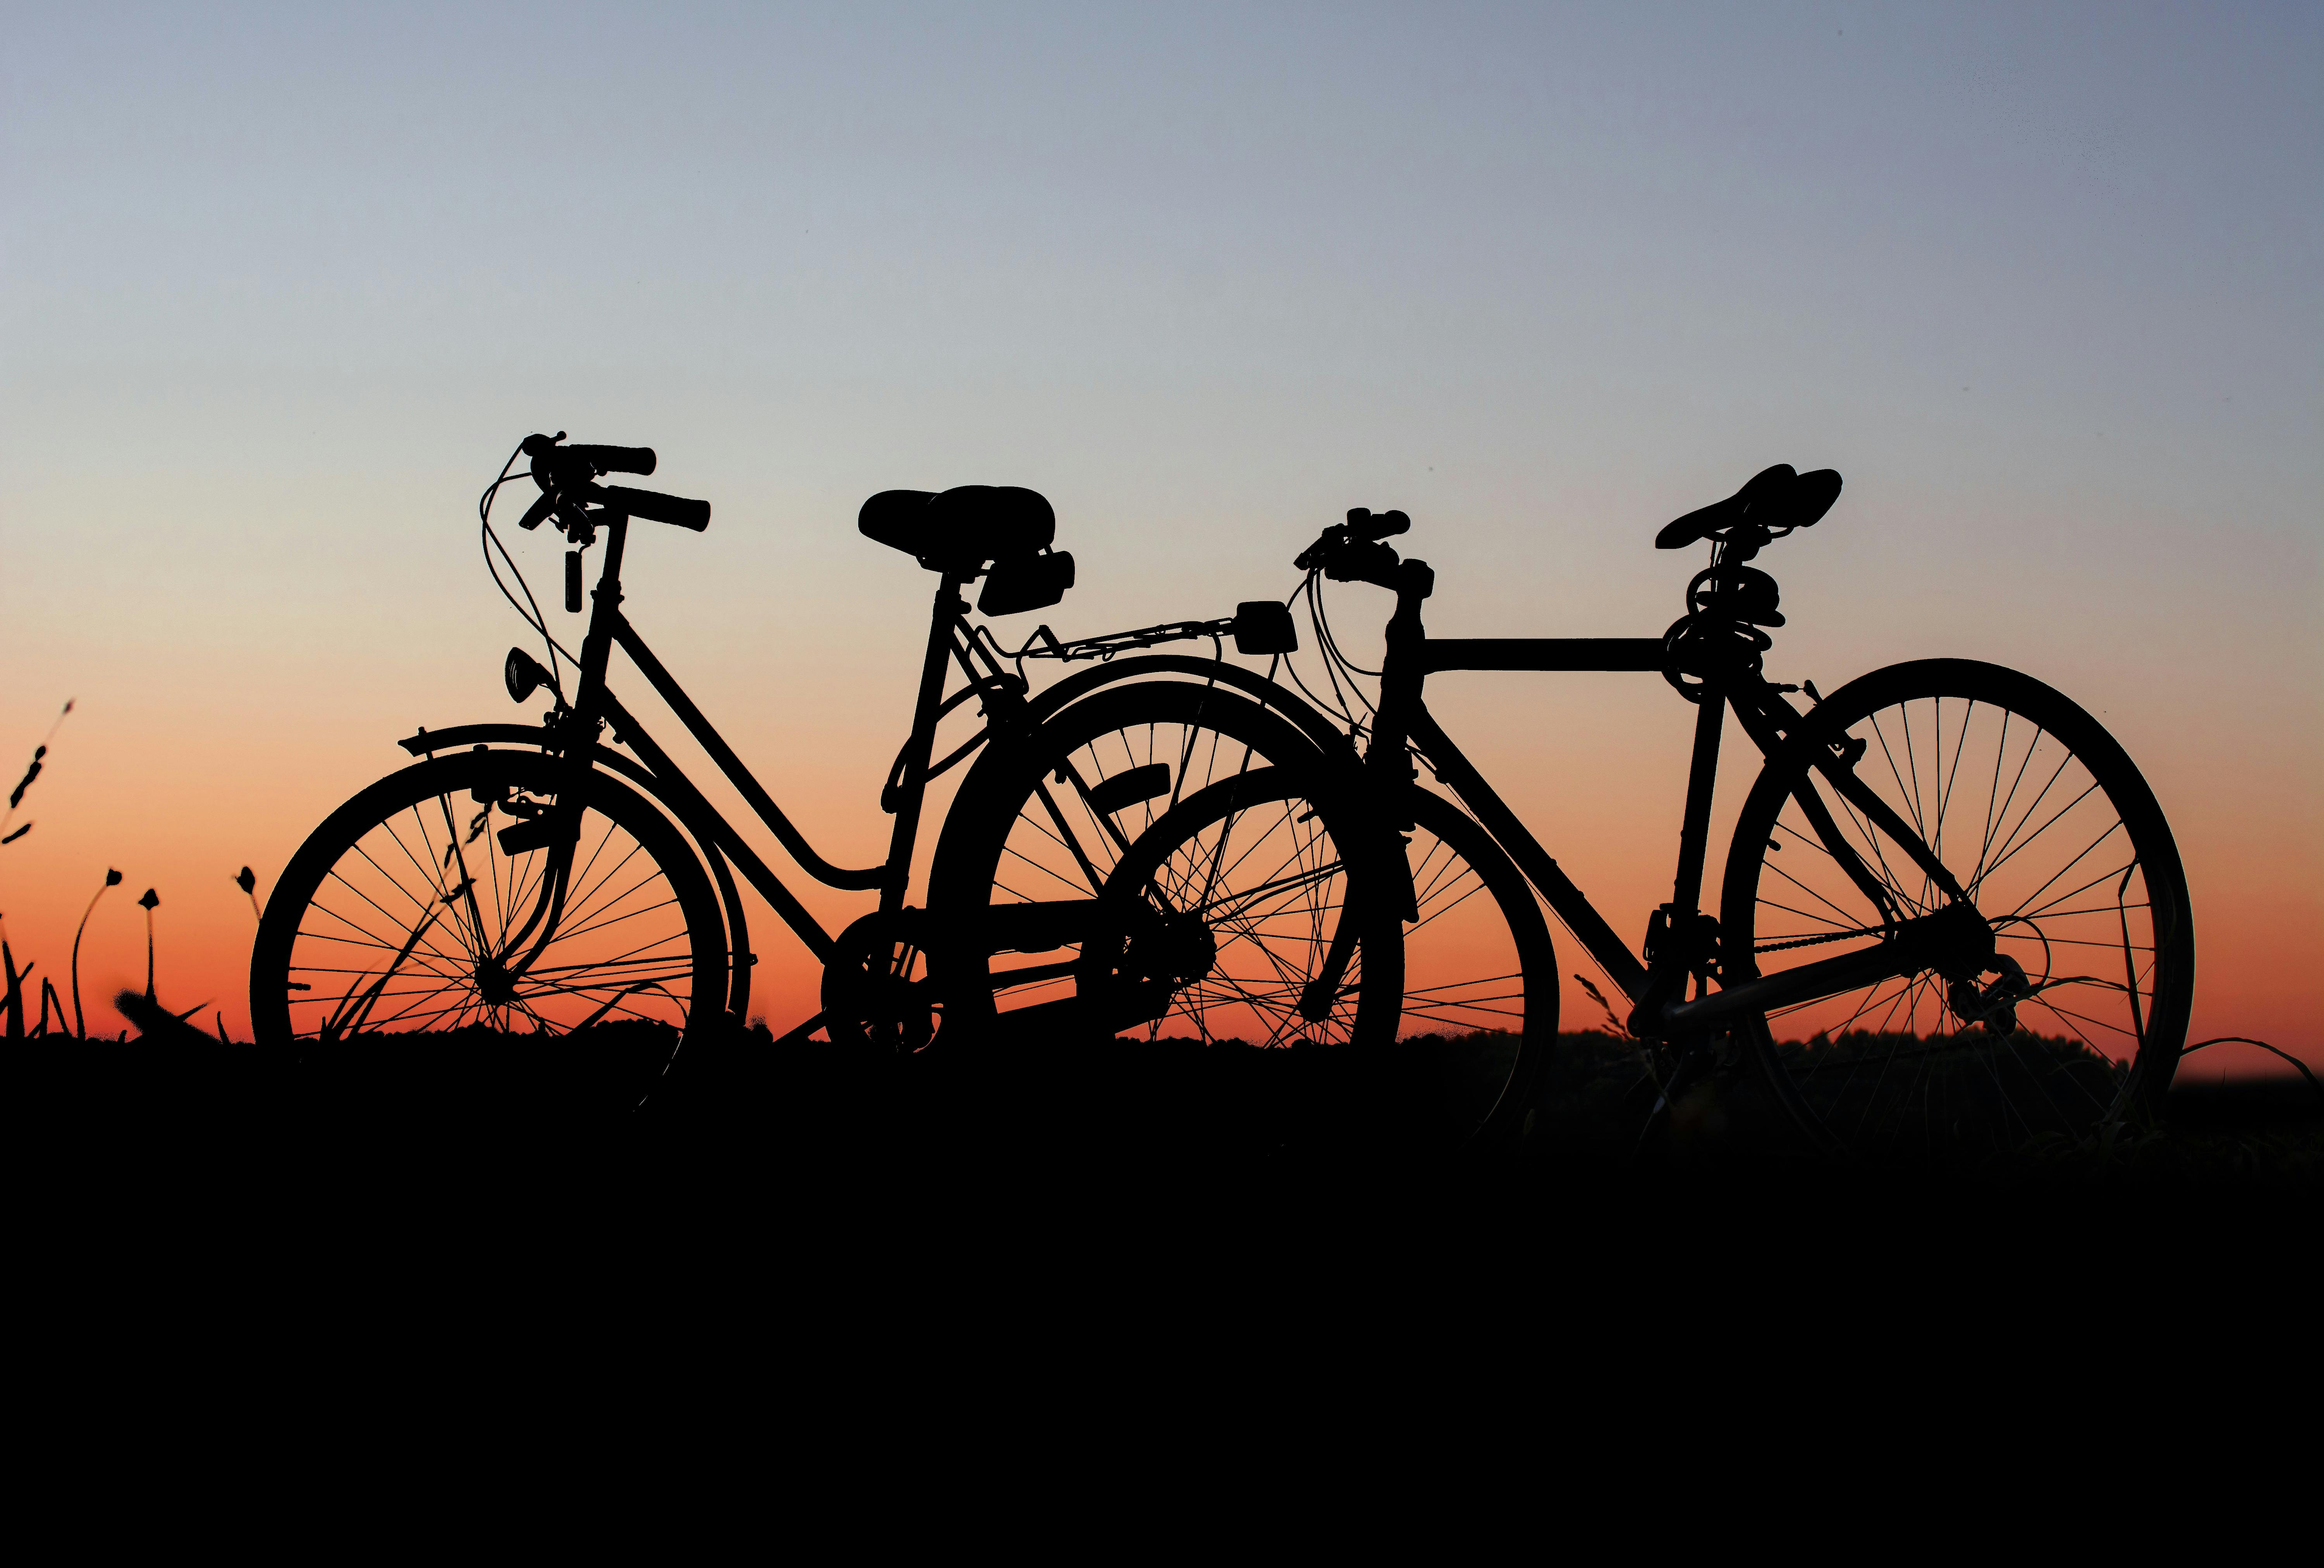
top-left (1324, 539), bottom-right (1403, 588)
top-left (1294, 507), bottom-right (1412, 571)
top-left (1293, 533), bottom-right (1339, 572)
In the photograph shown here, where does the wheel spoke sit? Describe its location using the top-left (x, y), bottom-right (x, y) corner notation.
top-left (265, 756), bottom-right (704, 1106)
top-left (1740, 682), bottom-right (2183, 1154)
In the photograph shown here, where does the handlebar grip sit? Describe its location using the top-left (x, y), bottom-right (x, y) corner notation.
top-left (599, 485), bottom-right (711, 531)
top-left (1360, 508), bottom-right (1411, 541)
top-left (569, 444), bottom-right (657, 477)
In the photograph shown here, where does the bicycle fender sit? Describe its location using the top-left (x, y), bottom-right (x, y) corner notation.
top-left (1042, 661), bottom-right (1420, 918)
top-left (398, 721), bottom-right (557, 758)
top-left (1018, 654), bottom-right (1358, 763)
top-left (398, 721), bottom-right (664, 797)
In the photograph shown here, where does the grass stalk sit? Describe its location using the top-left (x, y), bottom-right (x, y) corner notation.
top-left (72, 869), bottom-right (124, 1040)
top-left (2, 934), bottom-right (24, 1040)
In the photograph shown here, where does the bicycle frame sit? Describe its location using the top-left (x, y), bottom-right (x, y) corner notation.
top-left (1364, 582), bottom-right (1992, 1040)
top-left (406, 514), bottom-right (1043, 984)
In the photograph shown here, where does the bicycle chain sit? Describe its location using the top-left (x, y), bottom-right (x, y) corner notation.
top-left (1752, 925), bottom-right (1886, 955)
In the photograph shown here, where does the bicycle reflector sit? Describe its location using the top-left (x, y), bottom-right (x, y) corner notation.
top-left (505, 647), bottom-right (553, 704)
top-left (1232, 601), bottom-right (1299, 656)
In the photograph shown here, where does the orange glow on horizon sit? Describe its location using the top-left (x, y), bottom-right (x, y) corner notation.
top-left (2, 646), bottom-right (2313, 1083)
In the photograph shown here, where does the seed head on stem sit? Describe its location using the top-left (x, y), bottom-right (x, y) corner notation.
top-left (71, 868), bottom-right (124, 1040)
top-left (138, 888), bottom-right (160, 1004)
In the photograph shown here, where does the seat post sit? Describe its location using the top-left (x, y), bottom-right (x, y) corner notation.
top-left (880, 575), bottom-right (970, 912)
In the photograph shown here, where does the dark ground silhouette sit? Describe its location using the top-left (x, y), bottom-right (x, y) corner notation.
top-left (16, 1006), bottom-right (2309, 1421)
top-left (31, 1006), bottom-right (2317, 1277)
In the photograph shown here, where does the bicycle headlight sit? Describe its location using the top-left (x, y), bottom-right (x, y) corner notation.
top-left (505, 646), bottom-right (553, 704)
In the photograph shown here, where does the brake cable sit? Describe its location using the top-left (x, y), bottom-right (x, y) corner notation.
top-left (478, 441), bottom-right (573, 705)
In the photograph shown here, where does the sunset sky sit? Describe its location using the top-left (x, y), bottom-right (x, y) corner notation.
top-left (4, 2), bottom-right (2317, 1075)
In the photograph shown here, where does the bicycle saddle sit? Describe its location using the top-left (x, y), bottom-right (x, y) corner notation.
top-left (859, 485), bottom-right (1057, 575)
top-left (1656, 465), bottom-right (1842, 549)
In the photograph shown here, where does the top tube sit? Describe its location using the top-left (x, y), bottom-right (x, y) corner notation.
top-left (1419, 638), bottom-right (1666, 674)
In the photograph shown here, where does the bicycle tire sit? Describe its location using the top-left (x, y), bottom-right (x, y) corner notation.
top-left (930, 679), bottom-right (1559, 1158)
top-left (251, 749), bottom-right (727, 1112)
top-left (1719, 660), bottom-right (2194, 1156)
top-left (1358, 787), bottom-right (1557, 1156)
top-left (928, 679), bottom-right (1368, 1037)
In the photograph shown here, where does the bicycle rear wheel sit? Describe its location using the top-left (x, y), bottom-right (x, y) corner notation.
top-left (1720, 660), bottom-right (2193, 1156)
top-left (929, 679), bottom-right (1372, 1039)
top-left (930, 681), bottom-right (1424, 1154)
top-left (251, 748), bottom-right (727, 1112)
top-left (930, 678), bottom-right (1557, 1158)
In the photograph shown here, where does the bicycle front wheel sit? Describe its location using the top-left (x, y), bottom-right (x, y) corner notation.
top-left (251, 748), bottom-right (727, 1111)
top-left (1720, 660), bottom-right (2193, 1156)
top-left (1374, 787), bottom-right (1557, 1154)
top-left (1073, 775), bottom-right (1554, 1157)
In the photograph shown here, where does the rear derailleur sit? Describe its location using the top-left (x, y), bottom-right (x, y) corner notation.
top-left (1947, 952), bottom-right (2035, 1038)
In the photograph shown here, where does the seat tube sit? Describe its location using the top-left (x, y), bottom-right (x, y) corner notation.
top-left (1669, 688), bottom-right (1726, 913)
top-left (881, 576), bottom-right (969, 912)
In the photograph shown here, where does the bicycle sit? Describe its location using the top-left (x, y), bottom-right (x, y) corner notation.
top-left (254, 437), bottom-right (2191, 1159)
top-left (1192, 464), bottom-right (2195, 1156)
top-left (249, 434), bottom-right (1390, 1113)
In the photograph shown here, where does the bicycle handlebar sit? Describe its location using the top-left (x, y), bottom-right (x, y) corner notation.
top-left (1294, 506), bottom-right (1411, 580)
top-left (596, 484), bottom-right (711, 531)
top-left (512, 434), bottom-right (710, 533)
top-left (519, 433), bottom-right (657, 479)
top-left (567, 444), bottom-right (657, 477)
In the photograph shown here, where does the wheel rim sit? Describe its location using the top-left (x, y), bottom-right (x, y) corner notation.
top-left (1376, 792), bottom-right (1550, 1151)
top-left (1399, 804), bottom-right (1533, 1039)
top-left (1731, 667), bottom-right (2188, 1152)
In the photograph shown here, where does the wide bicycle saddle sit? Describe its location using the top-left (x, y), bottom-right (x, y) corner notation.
top-left (1656, 464), bottom-right (1842, 549)
top-left (859, 484), bottom-right (1073, 616)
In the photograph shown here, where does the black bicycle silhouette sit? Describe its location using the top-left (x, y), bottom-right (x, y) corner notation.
top-left (250, 434), bottom-right (1360, 1109)
top-left (1162, 468), bottom-right (2193, 1156)
top-left (252, 439), bottom-right (2192, 1157)
top-left (936, 467), bottom-right (2195, 1156)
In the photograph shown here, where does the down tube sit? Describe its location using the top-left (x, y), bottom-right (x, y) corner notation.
top-left (1404, 709), bottom-right (1649, 1003)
